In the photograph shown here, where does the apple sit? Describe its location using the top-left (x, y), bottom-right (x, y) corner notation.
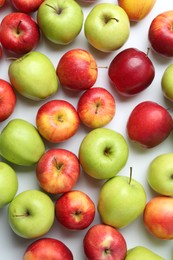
top-left (0, 12), bottom-right (40, 55)
top-left (56, 48), bottom-right (98, 91)
top-left (125, 246), bottom-right (165, 260)
top-left (127, 101), bottom-right (173, 148)
top-left (0, 0), bottom-right (6, 7)
top-left (11, 0), bottom-right (44, 13)
top-left (36, 99), bottom-right (80, 143)
top-left (55, 190), bottom-right (95, 230)
top-left (108, 48), bottom-right (155, 96)
top-left (36, 148), bottom-right (80, 194)
top-left (143, 196), bottom-right (173, 240)
top-left (161, 64), bottom-right (173, 101)
top-left (0, 79), bottom-right (16, 122)
top-left (77, 87), bottom-right (116, 128)
top-left (8, 51), bottom-right (58, 101)
top-left (0, 118), bottom-right (45, 166)
top-left (23, 237), bottom-right (73, 260)
top-left (0, 162), bottom-right (18, 209)
top-left (8, 189), bottom-right (54, 239)
top-left (37, 0), bottom-right (84, 45)
top-left (84, 3), bottom-right (130, 52)
top-left (83, 224), bottom-right (127, 260)
top-left (79, 128), bottom-right (129, 179)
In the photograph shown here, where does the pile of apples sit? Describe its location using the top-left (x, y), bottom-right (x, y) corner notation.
top-left (0, 0), bottom-right (173, 259)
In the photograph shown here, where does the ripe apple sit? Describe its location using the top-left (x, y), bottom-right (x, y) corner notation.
top-left (37, 0), bottom-right (84, 44)
top-left (83, 224), bottom-right (127, 260)
top-left (125, 246), bottom-right (165, 260)
top-left (8, 51), bottom-right (58, 101)
top-left (55, 190), bottom-right (95, 230)
top-left (143, 196), bottom-right (173, 240)
top-left (127, 101), bottom-right (173, 148)
top-left (77, 87), bottom-right (116, 128)
top-left (36, 148), bottom-right (80, 194)
top-left (84, 3), bottom-right (130, 52)
top-left (0, 0), bottom-right (6, 7)
top-left (108, 48), bottom-right (155, 96)
top-left (56, 48), bottom-right (98, 91)
top-left (0, 12), bottom-right (40, 55)
top-left (79, 128), bottom-right (129, 179)
top-left (0, 79), bottom-right (16, 122)
top-left (0, 118), bottom-right (45, 166)
top-left (11, 0), bottom-right (44, 13)
top-left (161, 64), bottom-right (173, 101)
top-left (36, 99), bottom-right (80, 143)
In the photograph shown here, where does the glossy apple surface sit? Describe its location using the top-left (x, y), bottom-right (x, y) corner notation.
top-left (161, 64), bottom-right (173, 101)
top-left (11, 0), bottom-right (44, 13)
top-left (125, 246), bottom-right (165, 260)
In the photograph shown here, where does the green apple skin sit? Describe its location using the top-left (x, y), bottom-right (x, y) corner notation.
top-left (37, 0), bottom-right (84, 45)
top-left (125, 246), bottom-right (165, 260)
top-left (0, 162), bottom-right (18, 208)
top-left (0, 119), bottom-right (45, 166)
top-left (8, 51), bottom-right (58, 101)
top-left (84, 3), bottom-right (130, 52)
top-left (161, 64), bottom-right (173, 101)
top-left (8, 189), bottom-right (54, 239)
top-left (147, 153), bottom-right (173, 196)
top-left (78, 128), bottom-right (129, 179)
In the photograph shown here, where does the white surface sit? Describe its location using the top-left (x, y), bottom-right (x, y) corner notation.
top-left (0, 0), bottom-right (173, 259)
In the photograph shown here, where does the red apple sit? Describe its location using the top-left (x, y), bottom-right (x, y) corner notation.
top-left (0, 12), bottom-right (40, 55)
top-left (11, 0), bottom-right (44, 13)
top-left (36, 148), bottom-right (80, 194)
top-left (36, 99), bottom-right (80, 143)
top-left (83, 224), bottom-right (127, 260)
top-left (56, 48), bottom-right (98, 91)
top-left (0, 0), bottom-right (6, 7)
top-left (108, 48), bottom-right (155, 96)
top-left (55, 190), bottom-right (95, 230)
top-left (127, 101), bottom-right (173, 148)
top-left (143, 196), bottom-right (173, 240)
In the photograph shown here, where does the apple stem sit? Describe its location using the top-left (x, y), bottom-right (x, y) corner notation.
top-left (129, 167), bottom-right (133, 184)
top-left (146, 47), bottom-right (150, 56)
top-left (16, 20), bottom-right (22, 35)
top-left (45, 3), bottom-right (62, 14)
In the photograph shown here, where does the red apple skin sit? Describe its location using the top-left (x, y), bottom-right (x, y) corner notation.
top-left (36, 100), bottom-right (80, 143)
top-left (0, 12), bottom-right (40, 55)
top-left (56, 48), bottom-right (98, 91)
top-left (83, 224), bottom-right (127, 260)
top-left (143, 196), bottom-right (173, 240)
top-left (0, 0), bottom-right (6, 7)
top-left (127, 101), bottom-right (173, 148)
top-left (36, 148), bottom-right (80, 194)
top-left (55, 190), bottom-right (95, 230)
top-left (23, 237), bottom-right (73, 260)
top-left (11, 0), bottom-right (44, 13)
top-left (108, 48), bottom-right (155, 96)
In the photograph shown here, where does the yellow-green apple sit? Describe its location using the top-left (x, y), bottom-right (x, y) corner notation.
top-left (8, 51), bottom-right (58, 101)
top-left (83, 224), bottom-right (127, 260)
top-left (56, 48), bottom-right (98, 91)
top-left (0, 79), bottom-right (16, 122)
top-left (79, 128), bottom-right (129, 179)
top-left (125, 246), bottom-right (165, 260)
top-left (0, 0), bottom-right (6, 7)
top-left (37, 0), bottom-right (83, 44)
top-left (8, 190), bottom-right (54, 239)
top-left (161, 64), bottom-right (173, 101)
top-left (77, 87), bottom-right (116, 128)
top-left (36, 99), bottom-right (80, 143)
top-left (36, 148), bottom-right (80, 194)
top-left (0, 118), bottom-right (45, 166)
top-left (11, 0), bottom-right (44, 13)
top-left (55, 190), bottom-right (95, 230)
top-left (127, 101), bottom-right (173, 148)
top-left (0, 162), bottom-right (18, 209)
top-left (108, 48), bottom-right (155, 96)
top-left (84, 3), bottom-right (130, 52)
top-left (0, 12), bottom-right (40, 55)
top-left (23, 238), bottom-right (73, 260)
top-left (143, 196), bottom-right (173, 240)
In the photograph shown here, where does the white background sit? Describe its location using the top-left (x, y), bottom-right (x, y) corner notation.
top-left (0, 0), bottom-right (173, 259)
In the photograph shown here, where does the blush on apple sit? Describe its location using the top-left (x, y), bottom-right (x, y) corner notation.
top-left (11, 0), bottom-right (44, 13)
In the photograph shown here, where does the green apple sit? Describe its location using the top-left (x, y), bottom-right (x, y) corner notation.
top-left (78, 128), bottom-right (129, 179)
top-left (84, 3), bottom-right (130, 52)
top-left (8, 189), bottom-right (54, 239)
top-left (37, 0), bottom-right (84, 44)
top-left (0, 162), bottom-right (18, 208)
top-left (125, 246), bottom-right (165, 260)
top-left (8, 51), bottom-right (58, 101)
top-left (147, 153), bottom-right (173, 196)
top-left (161, 64), bottom-right (173, 101)
top-left (0, 118), bottom-right (45, 166)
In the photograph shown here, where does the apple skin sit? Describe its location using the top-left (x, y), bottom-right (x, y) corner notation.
top-left (108, 48), bottom-right (155, 96)
top-left (0, 0), bottom-right (6, 7)
top-left (36, 148), bottom-right (80, 194)
top-left (83, 224), bottom-right (127, 260)
top-left (55, 190), bottom-right (95, 230)
top-left (161, 64), bottom-right (173, 101)
top-left (127, 101), bottom-right (173, 148)
top-left (143, 196), bottom-right (173, 240)
top-left (56, 48), bottom-right (98, 91)
top-left (11, 0), bottom-right (44, 13)
top-left (36, 99), bottom-right (80, 143)
top-left (125, 246), bottom-right (165, 260)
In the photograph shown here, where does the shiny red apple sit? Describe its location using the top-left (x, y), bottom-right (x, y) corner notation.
top-left (11, 0), bottom-right (44, 13)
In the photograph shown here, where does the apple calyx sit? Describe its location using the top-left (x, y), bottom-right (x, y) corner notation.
top-left (45, 4), bottom-right (63, 15)
top-left (73, 210), bottom-right (82, 222)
